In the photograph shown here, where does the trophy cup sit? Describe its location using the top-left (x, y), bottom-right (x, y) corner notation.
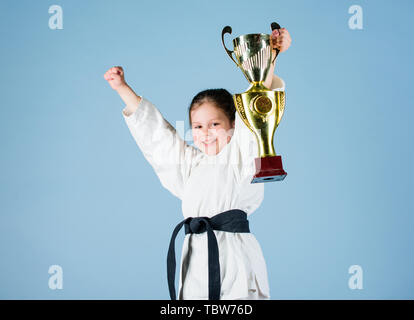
top-left (221, 22), bottom-right (287, 183)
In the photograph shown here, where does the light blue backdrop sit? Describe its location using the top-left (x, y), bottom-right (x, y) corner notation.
top-left (1, 0), bottom-right (413, 299)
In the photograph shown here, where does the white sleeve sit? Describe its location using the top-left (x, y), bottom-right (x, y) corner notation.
top-left (122, 97), bottom-right (200, 200)
top-left (269, 74), bottom-right (286, 92)
top-left (231, 75), bottom-right (286, 181)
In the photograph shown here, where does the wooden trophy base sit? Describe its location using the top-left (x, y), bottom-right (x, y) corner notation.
top-left (251, 155), bottom-right (287, 183)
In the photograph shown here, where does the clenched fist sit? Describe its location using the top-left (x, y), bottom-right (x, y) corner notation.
top-left (104, 66), bottom-right (127, 91)
top-left (271, 28), bottom-right (291, 53)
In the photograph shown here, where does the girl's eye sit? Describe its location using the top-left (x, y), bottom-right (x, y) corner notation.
top-left (193, 123), bottom-right (219, 129)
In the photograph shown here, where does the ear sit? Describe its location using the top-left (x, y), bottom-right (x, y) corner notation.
top-left (232, 120), bottom-right (235, 128)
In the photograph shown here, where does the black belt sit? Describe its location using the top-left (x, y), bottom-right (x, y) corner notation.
top-left (167, 209), bottom-right (250, 300)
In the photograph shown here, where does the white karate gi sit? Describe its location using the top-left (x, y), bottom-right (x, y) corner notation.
top-left (122, 75), bottom-right (285, 300)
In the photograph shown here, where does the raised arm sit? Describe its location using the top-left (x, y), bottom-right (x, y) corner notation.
top-left (104, 66), bottom-right (201, 200)
top-left (104, 66), bottom-right (142, 114)
top-left (263, 27), bottom-right (291, 89)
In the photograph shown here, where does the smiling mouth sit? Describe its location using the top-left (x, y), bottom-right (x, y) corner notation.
top-left (203, 139), bottom-right (217, 147)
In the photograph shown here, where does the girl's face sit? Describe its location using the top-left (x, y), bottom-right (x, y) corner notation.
top-left (191, 102), bottom-right (235, 156)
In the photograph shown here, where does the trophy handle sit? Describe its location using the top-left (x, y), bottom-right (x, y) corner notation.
top-left (221, 26), bottom-right (239, 67)
top-left (271, 22), bottom-right (281, 64)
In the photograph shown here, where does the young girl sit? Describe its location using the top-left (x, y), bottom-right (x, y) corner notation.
top-left (104, 27), bottom-right (292, 300)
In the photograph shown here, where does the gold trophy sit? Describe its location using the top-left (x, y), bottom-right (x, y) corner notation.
top-left (221, 22), bottom-right (287, 183)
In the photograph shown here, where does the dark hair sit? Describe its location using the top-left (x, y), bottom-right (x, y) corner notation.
top-left (188, 89), bottom-right (236, 126)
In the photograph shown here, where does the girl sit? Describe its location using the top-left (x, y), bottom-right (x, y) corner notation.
top-left (104, 27), bottom-right (292, 300)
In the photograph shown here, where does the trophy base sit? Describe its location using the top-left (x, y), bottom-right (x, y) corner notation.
top-left (251, 156), bottom-right (287, 183)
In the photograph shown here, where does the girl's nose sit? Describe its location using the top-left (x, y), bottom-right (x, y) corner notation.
top-left (202, 128), bottom-right (214, 136)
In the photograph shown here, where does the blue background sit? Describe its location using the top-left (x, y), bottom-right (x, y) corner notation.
top-left (0, 0), bottom-right (413, 299)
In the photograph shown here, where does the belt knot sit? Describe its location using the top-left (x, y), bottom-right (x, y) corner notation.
top-left (186, 217), bottom-right (210, 234)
